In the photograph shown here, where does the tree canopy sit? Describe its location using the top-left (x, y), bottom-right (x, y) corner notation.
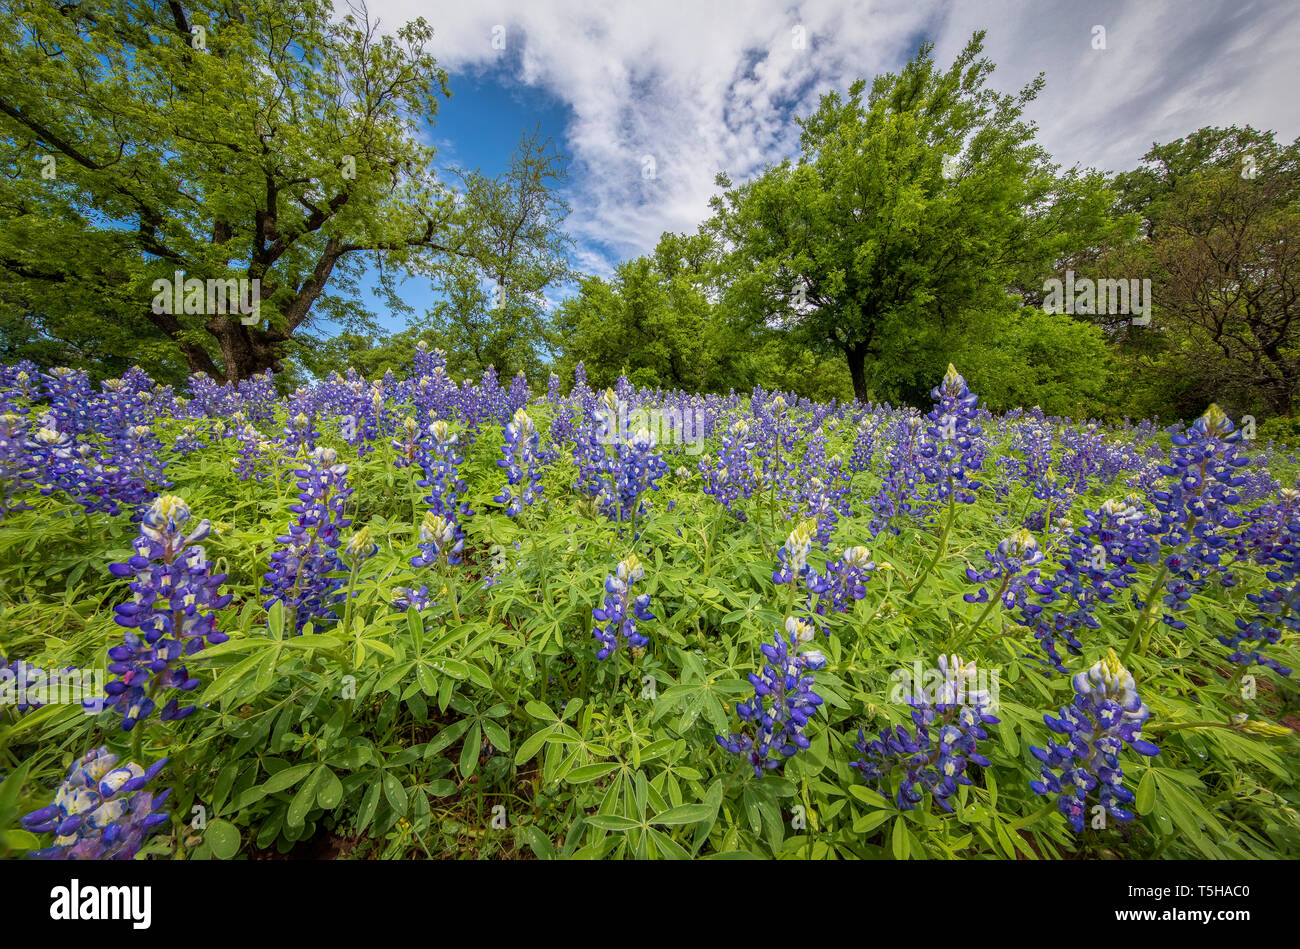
top-left (0, 0), bottom-right (571, 381)
top-left (704, 32), bottom-right (1125, 404)
top-left (1, 10), bottom-right (1295, 424)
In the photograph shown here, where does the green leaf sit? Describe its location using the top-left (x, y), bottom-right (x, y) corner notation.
top-left (565, 763), bottom-right (619, 784)
top-left (848, 784), bottom-right (891, 808)
top-left (651, 804), bottom-right (715, 825)
top-left (1135, 769), bottom-right (1156, 815)
top-left (260, 763), bottom-right (314, 796)
top-left (522, 824), bottom-right (555, 859)
top-left (482, 720), bottom-right (510, 753)
top-left (459, 722), bottom-right (482, 777)
top-left (514, 724), bottom-right (555, 766)
top-left (525, 700), bottom-right (559, 721)
top-left (284, 634), bottom-right (343, 651)
top-left (0, 759), bottom-right (32, 812)
top-left (286, 768), bottom-right (322, 828)
top-left (465, 663), bottom-right (494, 690)
top-left (382, 772), bottom-right (409, 815)
top-left (0, 828), bottom-right (41, 851)
top-left (206, 819), bottom-right (241, 860)
top-left (316, 768), bottom-right (344, 810)
top-left (852, 809), bottom-right (892, 834)
top-left (415, 663), bottom-right (439, 696)
top-left (648, 828), bottom-right (692, 860)
top-left (407, 607), bottom-right (425, 652)
top-left (584, 814), bottom-right (639, 831)
top-left (424, 718), bottom-right (471, 758)
top-left (267, 600), bottom-right (286, 639)
top-left (891, 816), bottom-right (910, 861)
top-left (356, 783), bottom-right (381, 834)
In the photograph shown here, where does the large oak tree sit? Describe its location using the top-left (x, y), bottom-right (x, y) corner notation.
top-left (1111, 126), bottom-right (1300, 417)
top-left (0, 0), bottom-right (571, 381)
top-left (708, 33), bottom-right (1123, 404)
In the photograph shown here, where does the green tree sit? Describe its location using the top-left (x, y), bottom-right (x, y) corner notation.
top-left (0, 0), bottom-right (571, 381)
top-left (708, 33), bottom-right (1123, 404)
top-left (554, 242), bottom-right (717, 392)
top-left (955, 307), bottom-right (1113, 416)
top-left (1109, 126), bottom-right (1300, 418)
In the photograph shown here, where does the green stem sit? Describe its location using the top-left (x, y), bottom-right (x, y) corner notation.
top-left (951, 576), bottom-right (1009, 652)
top-left (907, 483), bottom-right (956, 601)
top-left (529, 508), bottom-right (549, 601)
top-left (409, 468), bottom-right (420, 527)
top-left (1120, 563), bottom-right (1168, 665)
top-left (445, 569), bottom-right (462, 624)
top-left (702, 506), bottom-right (722, 575)
top-left (341, 559), bottom-right (362, 639)
top-left (1145, 720), bottom-right (1243, 733)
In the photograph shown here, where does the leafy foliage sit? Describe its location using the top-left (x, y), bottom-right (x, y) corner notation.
top-left (0, 358), bottom-right (1296, 861)
top-left (0, 1), bottom-right (571, 382)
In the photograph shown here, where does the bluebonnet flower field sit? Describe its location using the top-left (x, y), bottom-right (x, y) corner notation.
top-left (0, 356), bottom-right (1295, 860)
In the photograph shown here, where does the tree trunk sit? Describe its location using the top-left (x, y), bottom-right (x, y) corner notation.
top-left (846, 342), bottom-right (869, 404)
top-left (145, 306), bottom-right (223, 379)
top-left (208, 316), bottom-right (283, 383)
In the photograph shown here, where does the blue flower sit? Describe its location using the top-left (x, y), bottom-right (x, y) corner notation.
top-left (593, 554), bottom-right (655, 660)
top-left (106, 495), bottom-right (231, 730)
top-left (1028, 649), bottom-right (1159, 832)
top-left (773, 519), bottom-right (816, 586)
top-left (586, 391), bottom-right (668, 527)
top-left (700, 417), bottom-right (759, 521)
top-left (495, 408), bottom-right (546, 516)
top-left (965, 528), bottom-right (1044, 605)
top-left (261, 447), bottom-right (354, 634)
top-left (392, 585), bottom-right (436, 612)
top-left (1143, 404), bottom-right (1250, 629)
top-left (21, 747), bottom-right (170, 859)
top-left (716, 626), bottom-right (825, 776)
top-left (1019, 497), bottom-right (1154, 673)
top-left (851, 654), bottom-right (998, 811)
top-left (917, 365), bottom-right (987, 505)
top-left (411, 510), bottom-right (465, 570)
top-left (867, 413), bottom-right (929, 536)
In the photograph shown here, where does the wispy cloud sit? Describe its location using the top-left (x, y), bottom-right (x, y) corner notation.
top-left (370, 0), bottom-right (1300, 277)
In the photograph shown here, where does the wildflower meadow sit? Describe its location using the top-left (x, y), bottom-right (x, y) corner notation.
top-left (0, 354), bottom-right (1295, 861)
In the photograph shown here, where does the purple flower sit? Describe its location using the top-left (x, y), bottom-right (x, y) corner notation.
top-left (495, 408), bottom-right (547, 516)
top-left (21, 747), bottom-right (171, 859)
top-left (0, 412), bottom-right (35, 518)
top-left (1028, 649), bottom-right (1159, 832)
top-left (587, 391), bottom-right (668, 527)
top-left (852, 654), bottom-right (998, 811)
top-left (1019, 497), bottom-right (1155, 673)
top-left (1225, 485), bottom-right (1300, 675)
top-left (965, 528), bottom-right (1044, 606)
top-left (867, 412), bottom-right (929, 536)
top-left (411, 510), bottom-right (465, 570)
top-left (1142, 404), bottom-right (1251, 628)
top-left (716, 626), bottom-right (825, 776)
top-left (917, 365), bottom-right (987, 505)
top-left (699, 417), bottom-right (759, 521)
top-left (106, 495), bottom-right (231, 730)
top-left (415, 419), bottom-right (473, 526)
top-left (593, 554), bottom-right (655, 660)
top-left (261, 447), bottom-right (353, 634)
top-left (392, 585), bottom-right (436, 612)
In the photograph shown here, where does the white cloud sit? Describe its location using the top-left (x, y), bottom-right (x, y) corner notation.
top-left (368, 0), bottom-right (1300, 276)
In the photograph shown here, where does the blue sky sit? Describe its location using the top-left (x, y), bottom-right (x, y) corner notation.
top-left (344, 0), bottom-right (1300, 340)
top-left (352, 64), bottom-right (575, 334)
